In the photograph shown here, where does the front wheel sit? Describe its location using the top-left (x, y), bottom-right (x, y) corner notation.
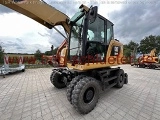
top-left (71, 77), bottom-right (101, 114)
top-left (66, 75), bottom-right (86, 104)
top-left (50, 72), bottom-right (66, 89)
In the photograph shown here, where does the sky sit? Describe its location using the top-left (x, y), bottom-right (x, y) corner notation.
top-left (0, 0), bottom-right (160, 54)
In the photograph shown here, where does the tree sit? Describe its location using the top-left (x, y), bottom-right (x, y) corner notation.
top-left (45, 51), bottom-right (53, 55)
top-left (51, 45), bottom-right (54, 51)
top-left (138, 35), bottom-right (160, 54)
top-left (34, 49), bottom-right (42, 61)
top-left (0, 45), bottom-right (4, 64)
top-left (52, 47), bottom-right (58, 55)
top-left (44, 47), bottom-right (58, 56)
top-left (123, 40), bottom-right (139, 57)
top-left (123, 45), bottom-right (131, 57)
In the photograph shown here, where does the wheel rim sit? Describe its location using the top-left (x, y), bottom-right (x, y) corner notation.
top-left (83, 87), bottom-right (95, 103)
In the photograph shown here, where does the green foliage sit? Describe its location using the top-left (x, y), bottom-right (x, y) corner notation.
top-left (123, 45), bottom-right (131, 57)
top-left (52, 47), bottom-right (58, 54)
top-left (0, 45), bottom-right (4, 64)
top-left (138, 35), bottom-right (160, 54)
top-left (34, 49), bottom-right (42, 61)
top-left (123, 40), bottom-right (139, 57)
top-left (123, 35), bottom-right (160, 58)
top-left (45, 51), bottom-right (53, 55)
top-left (44, 47), bottom-right (58, 55)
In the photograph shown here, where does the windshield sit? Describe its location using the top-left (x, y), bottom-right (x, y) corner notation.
top-left (69, 12), bottom-right (84, 57)
top-left (87, 16), bottom-right (105, 42)
top-left (70, 11), bottom-right (82, 22)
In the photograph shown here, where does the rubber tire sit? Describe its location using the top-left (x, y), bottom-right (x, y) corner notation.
top-left (50, 71), bottom-right (55, 84)
top-left (50, 72), bottom-right (66, 89)
top-left (140, 64), bottom-right (145, 68)
top-left (152, 65), bottom-right (156, 69)
top-left (139, 65), bottom-right (142, 68)
top-left (149, 65), bottom-right (152, 69)
top-left (143, 64), bottom-right (146, 68)
top-left (66, 75), bottom-right (86, 104)
top-left (115, 69), bottom-right (125, 88)
top-left (124, 73), bottom-right (128, 84)
top-left (71, 77), bottom-right (101, 114)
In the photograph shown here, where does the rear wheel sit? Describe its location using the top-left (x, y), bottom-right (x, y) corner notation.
top-left (149, 65), bottom-right (152, 69)
top-left (139, 64), bottom-right (145, 68)
top-left (124, 73), bottom-right (128, 84)
top-left (71, 77), bottom-right (101, 114)
top-left (152, 65), bottom-right (156, 69)
top-left (149, 64), bottom-right (156, 69)
top-left (50, 72), bottom-right (66, 88)
top-left (115, 69), bottom-right (125, 88)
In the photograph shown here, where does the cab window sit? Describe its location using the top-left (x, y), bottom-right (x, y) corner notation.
top-left (87, 17), bottom-right (105, 43)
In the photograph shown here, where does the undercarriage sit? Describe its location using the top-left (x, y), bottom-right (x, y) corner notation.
top-left (50, 67), bottom-right (128, 114)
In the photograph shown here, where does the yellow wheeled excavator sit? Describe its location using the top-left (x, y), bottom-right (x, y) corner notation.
top-left (131, 48), bottom-right (159, 69)
top-left (0, 0), bottom-right (128, 114)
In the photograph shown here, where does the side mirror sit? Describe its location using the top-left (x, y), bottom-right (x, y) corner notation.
top-left (89, 6), bottom-right (98, 23)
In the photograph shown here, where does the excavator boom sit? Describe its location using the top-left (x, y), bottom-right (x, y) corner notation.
top-left (0, 0), bottom-right (70, 34)
top-left (0, 1), bottom-right (90, 67)
top-left (149, 48), bottom-right (156, 57)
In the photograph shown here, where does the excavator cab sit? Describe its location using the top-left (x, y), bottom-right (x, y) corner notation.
top-left (67, 5), bottom-right (122, 70)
